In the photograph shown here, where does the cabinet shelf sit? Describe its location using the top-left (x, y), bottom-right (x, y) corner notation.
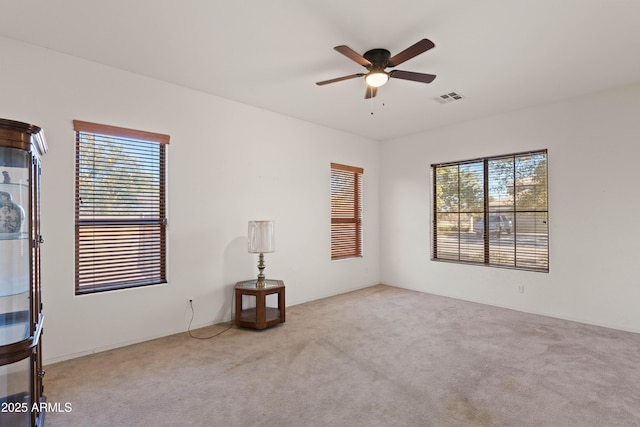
top-left (0, 288), bottom-right (28, 299)
top-left (238, 307), bottom-right (282, 325)
top-left (0, 272), bottom-right (30, 298)
top-left (0, 232), bottom-right (28, 240)
top-left (0, 310), bottom-right (29, 346)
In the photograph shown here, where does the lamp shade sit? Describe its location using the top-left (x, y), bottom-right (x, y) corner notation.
top-left (248, 220), bottom-right (275, 253)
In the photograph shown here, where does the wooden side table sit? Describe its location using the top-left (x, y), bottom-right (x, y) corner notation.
top-left (235, 279), bottom-right (285, 330)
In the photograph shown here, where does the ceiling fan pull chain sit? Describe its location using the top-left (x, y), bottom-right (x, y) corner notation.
top-left (369, 86), bottom-right (374, 115)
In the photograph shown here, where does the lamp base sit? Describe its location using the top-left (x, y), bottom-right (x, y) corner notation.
top-left (256, 253), bottom-right (267, 288)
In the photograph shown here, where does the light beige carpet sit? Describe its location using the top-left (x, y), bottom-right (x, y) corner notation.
top-left (43, 285), bottom-right (640, 426)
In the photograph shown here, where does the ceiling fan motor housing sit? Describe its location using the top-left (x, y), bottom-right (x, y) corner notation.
top-left (363, 48), bottom-right (391, 70)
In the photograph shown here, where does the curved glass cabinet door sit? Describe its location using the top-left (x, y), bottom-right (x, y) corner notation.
top-left (0, 119), bottom-right (46, 427)
top-left (1, 147), bottom-right (30, 347)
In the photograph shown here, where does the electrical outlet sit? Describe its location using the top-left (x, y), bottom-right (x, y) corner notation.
top-left (517, 285), bottom-right (525, 294)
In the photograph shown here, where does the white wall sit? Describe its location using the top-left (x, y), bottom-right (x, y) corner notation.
top-left (0, 37), bottom-right (380, 363)
top-left (380, 81), bottom-right (640, 333)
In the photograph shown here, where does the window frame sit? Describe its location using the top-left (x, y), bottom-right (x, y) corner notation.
top-left (431, 149), bottom-right (548, 272)
top-left (330, 162), bottom-right (364, 260)
top-left (73, 120), bottom-right (169, 294)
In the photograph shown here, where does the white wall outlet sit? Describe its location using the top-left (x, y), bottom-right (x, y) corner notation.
top-left (517, 285), bottom-right (525, 294)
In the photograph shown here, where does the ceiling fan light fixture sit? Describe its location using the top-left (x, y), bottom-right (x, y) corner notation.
top-left (365, 71), bottom-right (389, 88)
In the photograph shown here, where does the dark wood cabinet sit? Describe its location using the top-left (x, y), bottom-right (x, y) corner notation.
top-left (0, 118), bottom-right (47, 427)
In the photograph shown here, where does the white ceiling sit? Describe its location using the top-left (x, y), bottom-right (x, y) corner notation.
top-left (2, 0), bottom-right (640, 141)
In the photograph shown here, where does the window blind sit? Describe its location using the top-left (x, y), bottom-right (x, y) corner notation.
top-left (74, 120), bottom-right (169, 294)
top-left (432, 150), bottom-right (548, 272)
top-left (331, 163), bottom-right (363, 260)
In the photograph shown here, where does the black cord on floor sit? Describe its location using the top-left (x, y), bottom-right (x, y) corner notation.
top-left (187, 286), bottom-right (235, 340)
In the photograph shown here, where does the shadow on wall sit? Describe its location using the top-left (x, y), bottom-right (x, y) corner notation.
top-left (222, 236), bottom-right (256, 317)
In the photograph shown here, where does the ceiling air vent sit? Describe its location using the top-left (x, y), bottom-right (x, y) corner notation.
top-left (435, 91), bottom-right (464, 104)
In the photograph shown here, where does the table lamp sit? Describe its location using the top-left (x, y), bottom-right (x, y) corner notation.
top-left (248, 220), bottom-right (275, 287)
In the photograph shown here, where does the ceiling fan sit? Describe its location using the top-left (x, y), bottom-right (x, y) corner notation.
top-left (316, 38), bottom-right (437, 99)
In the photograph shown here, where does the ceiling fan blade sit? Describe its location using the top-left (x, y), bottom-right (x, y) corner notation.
top-left (316, 73), bottom-right (364, 86)
top-left (334, 45), bottom-right (372, 67)
top-left (364, 86), bottom-right (377, 99)
top-left (387, 39), bottom-right (435, 67)
top-left (389, 70), bottom-right (437, 84)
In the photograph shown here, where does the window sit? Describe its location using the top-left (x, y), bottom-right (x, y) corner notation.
top-left (331, 163), bottom-right (363, 260)
top-left (432, 149), bottom-right (548, 272)
top-left (74, 120), bottom-right (169, 294)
